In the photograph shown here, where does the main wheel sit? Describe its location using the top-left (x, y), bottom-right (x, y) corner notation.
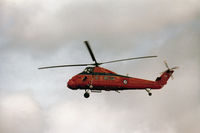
top-left (84, 92), bottom-right (90, 98)
top-left (148, 93), bottom-right (152, 96)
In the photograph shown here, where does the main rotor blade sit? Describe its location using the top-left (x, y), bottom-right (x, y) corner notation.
top-left (84, 41), bottom-right (98, 66)
top-left (99, 56), bottom-right (158, 65)
top-left (38, 63), bottom-right (94, 69)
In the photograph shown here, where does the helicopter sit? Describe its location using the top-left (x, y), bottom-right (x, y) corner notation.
top-left (39, 41), bottom-right (178, 98)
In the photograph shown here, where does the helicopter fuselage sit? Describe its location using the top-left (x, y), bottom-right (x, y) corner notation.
top-left (67, 67), bottom-right (173, 92)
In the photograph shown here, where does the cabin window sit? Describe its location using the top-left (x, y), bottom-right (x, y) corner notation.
top-left (104, 76), bottom-right (115, 80)
top-left (109, 77), bottom-right (115, 80)
top-left (95, 76), bottom-right (99, 80)
top-left (104, 76), bottom-right (109, 80)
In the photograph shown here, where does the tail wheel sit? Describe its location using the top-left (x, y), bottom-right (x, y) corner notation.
top-left (84, 92), bottom-right (90, 98)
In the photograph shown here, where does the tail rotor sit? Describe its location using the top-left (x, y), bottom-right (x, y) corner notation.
top-left (161, 60), bottom-right (179, 80)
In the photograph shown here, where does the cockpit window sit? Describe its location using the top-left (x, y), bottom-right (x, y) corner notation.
top-left (82, 67), bottom-right (94, 74)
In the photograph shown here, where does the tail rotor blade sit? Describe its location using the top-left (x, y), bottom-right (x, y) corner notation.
top-left (164, 60), bottom-right (170, 69)
top-left (171, 66), bottom-right (179, 70)
top-left (171, 74), bottom-right (174, 80)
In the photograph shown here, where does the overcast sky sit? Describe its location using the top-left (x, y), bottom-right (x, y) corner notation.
top-left (0, 0), bottom-right (200, 133)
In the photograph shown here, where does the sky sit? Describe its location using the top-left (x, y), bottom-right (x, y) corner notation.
top-left (0, 0), bottom-right (200, 133)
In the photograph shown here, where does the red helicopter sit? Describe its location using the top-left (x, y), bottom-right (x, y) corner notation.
top-left (39, 41), bottom-right (178, 98)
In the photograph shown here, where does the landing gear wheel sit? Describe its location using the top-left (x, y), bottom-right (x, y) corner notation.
top-left (145, 89), bottom-right (152, 96)
top-left (84, 92), bottom-right (90, 98)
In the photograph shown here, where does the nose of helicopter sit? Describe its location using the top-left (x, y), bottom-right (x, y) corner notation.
top-left (67, 79), bottom-right (76, 89)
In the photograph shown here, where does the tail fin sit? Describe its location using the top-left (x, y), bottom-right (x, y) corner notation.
top-left (155, 70), bottom-right (174, 86)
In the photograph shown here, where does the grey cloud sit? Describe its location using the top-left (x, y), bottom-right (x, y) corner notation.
top-left (1, 0), bottom-right (200, 50)
top-left (0, 93), bottom-right (45, 133)
top-left (0, 0), bottom-right (200, 133)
